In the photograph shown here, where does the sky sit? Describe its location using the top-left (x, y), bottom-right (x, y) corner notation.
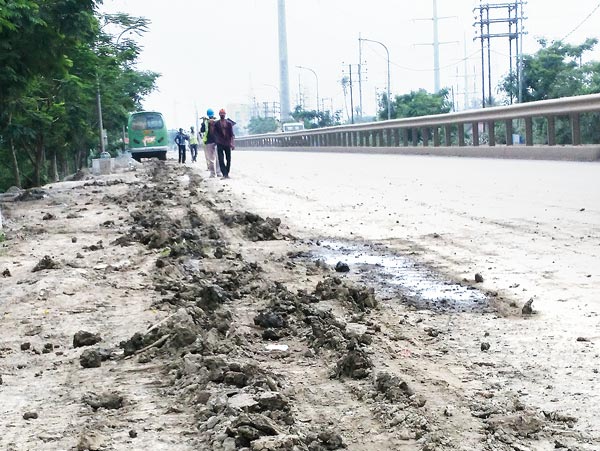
top-left (101, 0), bottom-right (600, 130)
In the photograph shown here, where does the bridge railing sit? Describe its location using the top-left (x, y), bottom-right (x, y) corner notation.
top-left (236, 94), bottom-right (600, 158)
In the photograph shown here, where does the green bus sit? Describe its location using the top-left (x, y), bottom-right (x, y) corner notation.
top-left (127, 111), bottom-right (168, 161)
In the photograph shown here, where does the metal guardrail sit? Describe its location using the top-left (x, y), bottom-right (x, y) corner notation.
top-left (236, 94), bottom-right (600, 152)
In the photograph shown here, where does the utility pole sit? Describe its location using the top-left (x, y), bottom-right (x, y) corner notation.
top-left (415, 0), bottom-right (456, 93)
top-left (96, 79), bottom-right (105, 154)
top-left (349, 64), bottom-right (354, 124)
top-left (358, 33), bottom-right (363, 119)
top-left (277, 0), bottom-right (291, 121)
top-left (433, 0), bottom-right (440, 92)
top-left (473, 0), bottom-right (527, 107)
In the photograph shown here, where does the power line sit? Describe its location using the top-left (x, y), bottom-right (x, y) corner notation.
top-left (560, 1), bottom-right (600, 42)
top-left (363, 45), bottom-right (480, 73)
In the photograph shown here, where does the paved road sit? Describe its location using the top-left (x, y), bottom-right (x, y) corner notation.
top-left (218, 149), bottom-right (600, 305)
top-left (223, 150), bottom-right (600, 285)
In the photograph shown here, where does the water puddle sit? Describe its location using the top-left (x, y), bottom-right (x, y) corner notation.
top-left (306, 240), bottom-right (489, 313)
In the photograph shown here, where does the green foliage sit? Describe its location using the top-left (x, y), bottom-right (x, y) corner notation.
top-left (500, 38), bottom-right (600, 102)
top-left (0, 1), bottom-right (159, 191)
top-left (386, 89), bottom-right (452, 120)
top-left (498, 38), bottom-right (600, 144)
top-left (247, 116), bottom-right (280, 135)
top-left (290, 105), bottom-right (342, 129)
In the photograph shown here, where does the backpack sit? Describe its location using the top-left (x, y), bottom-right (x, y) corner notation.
top-left (202, 118), bottom-right (215, 144)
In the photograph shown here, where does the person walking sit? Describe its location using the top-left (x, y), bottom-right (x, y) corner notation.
top-left (213, 108), bottom-right (235, 179)
top-left (189, 126), bottom-right (199, 163)
top-left (200, 109), bottom-right (221, 177)
top-left (174, 128), bottom-right (189, 164)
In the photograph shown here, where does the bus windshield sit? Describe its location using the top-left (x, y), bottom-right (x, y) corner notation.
top-left (131, 113), bottom-right (164, 130)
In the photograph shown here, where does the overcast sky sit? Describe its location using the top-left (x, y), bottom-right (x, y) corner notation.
top-left (101, 0), bottom-right (600, 129)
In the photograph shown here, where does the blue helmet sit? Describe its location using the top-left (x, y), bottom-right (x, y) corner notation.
top-left (206, 108), bottom-right (214, 117)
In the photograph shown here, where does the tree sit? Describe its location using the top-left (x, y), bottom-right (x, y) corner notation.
top-left (385, 89), bottom-right (452, 120)
top-left (247, 116), bottom-right (280, 135)
top-left (0, 1), bottom-right (159, 191)
top-left (500, 38), bottom-right (600, 102)
top-left (290, 106), bottom-right (341, 129)
top-left (499, 38), bottom-right (600, 144)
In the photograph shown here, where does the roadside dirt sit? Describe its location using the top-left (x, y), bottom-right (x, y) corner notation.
top-left (0, 160), bottom-right (597, 451)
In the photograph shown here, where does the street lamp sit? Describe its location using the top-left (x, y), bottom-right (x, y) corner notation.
top-left (296, 65), bottom-right (319, 114)
top-left (359, 37), bottom-right (391, 120)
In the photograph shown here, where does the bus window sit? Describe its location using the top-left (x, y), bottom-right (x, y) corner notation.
top-left (146, 114), bottom-right (164, 129)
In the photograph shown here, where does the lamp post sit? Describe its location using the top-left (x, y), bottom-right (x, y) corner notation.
top-left (359, 37), bottom-right (391, 120)
top-left (296, 65), bottom-right (319, 114)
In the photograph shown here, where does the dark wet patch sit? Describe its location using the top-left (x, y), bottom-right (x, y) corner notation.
top-left (305, 240), bottom-right (491, 313)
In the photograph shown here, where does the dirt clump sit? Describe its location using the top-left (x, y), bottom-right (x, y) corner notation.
top-left (31, 255), bottom-right (61, 272)
top-left (82, 392), bottom-right (124, 411)
top-left (73, 331), bottom-right (102, 348)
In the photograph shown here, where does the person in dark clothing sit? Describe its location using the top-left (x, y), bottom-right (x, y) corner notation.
top-left (174, 128), bottom-right (189, 164)
top-left (213, 108), bottom-right (235, 179)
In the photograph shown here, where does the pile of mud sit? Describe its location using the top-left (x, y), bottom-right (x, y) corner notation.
top-left (1, 161), bottom-right (591, 451)
top-left (103, 163), bottom-right (581, 451)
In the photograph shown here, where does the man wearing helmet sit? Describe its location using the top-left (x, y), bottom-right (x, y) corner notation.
top-left (200, 109), bottom-right (221, 177)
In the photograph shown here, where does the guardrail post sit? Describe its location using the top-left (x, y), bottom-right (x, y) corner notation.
top-left (458, 124), bottom-right (465, 146)
top-left (412, 128), bottom-right (418, 146)
top-left (402, 129), bottom-right (409, 147)
top-left (445, 125), bottom-right (452, 146)
top-left (385, 129), bottom-right (391, 147)
top-left (472, 122), bottom-right (479, 147)
top-left (505, 119), bottom-right (513, 145)
top-left (393, 129), bottom-right (400, 147)
top-left (570, 113), bottom-right (581, 145)
top-left (547, 116), bottom-right (556, 146)
top-left (433, 127), bottom-right (440, 147)
top-left (525, 117), bottom-right (533, 146)
top-left (422, 127), bottom-right (429, 147)
top-left (488, 121), bottom-right (495, 146)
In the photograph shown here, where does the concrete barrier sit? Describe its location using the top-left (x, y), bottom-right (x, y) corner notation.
top-left (240, 145), bottom-right (600, 162)
top-left (92, 158), bottom-right (114, 175)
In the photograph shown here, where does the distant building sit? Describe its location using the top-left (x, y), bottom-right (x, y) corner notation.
top-left (226, 103), bottom-right (251, 137)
